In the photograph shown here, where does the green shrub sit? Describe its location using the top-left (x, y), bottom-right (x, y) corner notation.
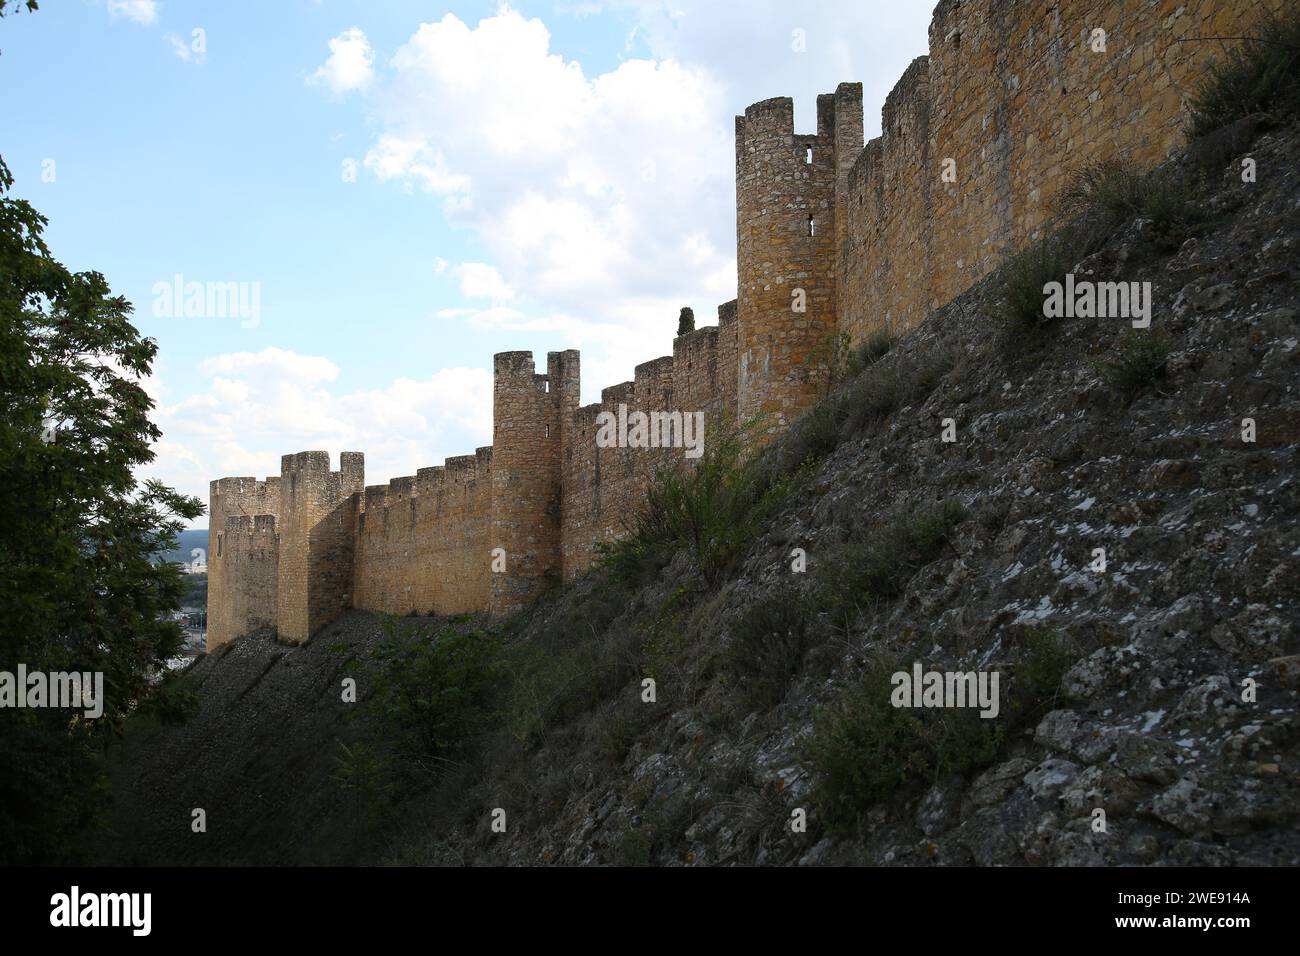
top-left (1058, 160), bottom-right (1203, 251)
top-left (329, 740), bottom-right (398, 826)
top-left (995, 227), bottom-right (1087, 359)
top-left (805, 329), bottom-right (898, 398)
top-left (1089, 329), bottom-right (1171, 397)
top-left (133, 676), bottom-right (200, 726)
top-left (371, 616), bottom-right (510, 763)
top-left (839, 362), bottom-right (904, 433)
top-left (1008, 627), bottom-right (1074, 714)
top-left (837, 342), bottom-right (955, 437)
top-left (814, 499), bottom-right (966, 631)
top-left (1189, 10), bottom-right (1300, 138)
top-left (640, 586), bottom-right (693, 683)
top-left (807, 630), bottom-right (1073, 833)
top-left (807, 662), bottom-right (1002, 832)
top-left (598, 422), bottom-right (810, 585)
top-left (521, 626), bottom-right (642, 736)
top-left (616, 823), bottom-right (655, 866)
top-left (723, 585), bottom-right (811, 709)
top-left (784, 393), bottom-right (848, 463)
top-left (853, 329), bottom-right (899, 370)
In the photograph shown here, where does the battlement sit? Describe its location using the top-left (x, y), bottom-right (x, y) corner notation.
top-left (737, 96), bottom-right (796, 135)
top-left (633, 356), bottom-right (674, 409)
top-left (224, 513), bottom-right (278, 536)
top-left (209, 0), bottom-right (1285, 648)
top-left (601, 381), bottom-right (634, 406)
top-left (446, 455), bottom-right (479, 479)
top-left (210, 475), bottom-right (280, 516)
top-left (881, 57), bottom-right (930, 141)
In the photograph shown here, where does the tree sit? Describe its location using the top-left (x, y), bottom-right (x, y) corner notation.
top-left (0, 150), bottom-right (203, 863)
top-left (0, 1), bottom-right (40, 21)
top-left (677, 306), bottom-right (695, 337)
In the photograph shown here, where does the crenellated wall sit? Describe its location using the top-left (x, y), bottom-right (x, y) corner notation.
top-left (207, 327), bottom-right (736, 647)
top-left (351, 448), bottom-right (493, 618)
top-left (838, 0), bottom-right (1289, 343)
top-left (209, 0), bottom-right (1282, 647)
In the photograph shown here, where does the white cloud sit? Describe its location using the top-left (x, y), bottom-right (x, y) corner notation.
top-left (454, 262), bottom-right (515, 302)
top-left (364, 134), bottom-right (469, 196)
top-left (307, 26), bottom-right (375, 94)
top-left (144, 348), bottom-right (493, 519)
top-left (570, 0), bottom-right (935, 137)
top-left (107, 0), bottom-right (159, 25)
top-left (317, 6), bottom-right (736, 398)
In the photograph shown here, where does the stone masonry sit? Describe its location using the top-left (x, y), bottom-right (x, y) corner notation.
top-left (207, 0), bottom-right (1284, 647)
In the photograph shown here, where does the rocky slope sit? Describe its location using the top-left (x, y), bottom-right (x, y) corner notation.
top-left (101, 116), bottom-right (1299, 867)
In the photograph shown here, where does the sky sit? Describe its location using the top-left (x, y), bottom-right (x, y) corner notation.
top-left (1, 0), bottom-right (934, 527)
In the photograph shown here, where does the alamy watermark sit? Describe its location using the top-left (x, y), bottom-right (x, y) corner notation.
top-left (152, 273), bottom-right (261, 328)
top-left (50, 886), bottom-right (150, 936)
top-left (891, 661), bottom-right (1000, 718)
top-left (1043, 273), bottom-right (1151, 328)
top-left (0, 665), bottom-right (103, 719)
top-left (595, 404), bottom-right (705, 459)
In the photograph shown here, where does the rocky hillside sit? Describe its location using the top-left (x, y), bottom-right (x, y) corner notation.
top-left (101, 111), bottom-right (1300, 868)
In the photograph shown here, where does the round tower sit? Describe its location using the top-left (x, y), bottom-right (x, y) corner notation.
top-left (735, 94), bottom-right (840, 433)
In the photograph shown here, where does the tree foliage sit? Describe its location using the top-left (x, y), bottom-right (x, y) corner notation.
top-left (676, 306), bottom-right (695, 337)
top-left (0, 151), bottom-right (203, 862)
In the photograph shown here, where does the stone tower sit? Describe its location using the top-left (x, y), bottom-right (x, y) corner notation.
top-left (734, 83), bottom-right (863, 432)
top-left (276, 450), bottom-right (364, 644)
top-left (488, 351), bottom-right (577, 615)
top-left (207, 475), bottom-right (279, 648)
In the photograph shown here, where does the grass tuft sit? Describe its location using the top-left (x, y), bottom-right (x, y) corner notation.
top-left (1089, 329), bottom-right (1171, 397)
top-left (1188, 10), bottom-right (1300, 138)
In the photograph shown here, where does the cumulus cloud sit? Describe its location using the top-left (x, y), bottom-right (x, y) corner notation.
top-left (454, 262), bottom-right (515, 302)
top-left (307, 26), bottom-right (375, 94)
top-left (144, 348), bottom-right (493, 516)
top-left (364, 134), bottom-right (470, 195)
top-left (312, 6), bottom-right (736, 398)
top-left (566, 0), bottom-right (935, 136)
top-left (107, 0), bottom-right (159, 25)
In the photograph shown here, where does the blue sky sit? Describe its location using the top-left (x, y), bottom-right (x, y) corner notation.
top-left (1, 0), bottom-right (934, 526)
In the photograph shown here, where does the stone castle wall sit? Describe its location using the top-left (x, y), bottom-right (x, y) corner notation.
top-left (207, 0), bottom-right (1281, 647)
top-left (352, 449), bottom-right (494, 618)
top-left (839, 0), bottom-right (1288, 342)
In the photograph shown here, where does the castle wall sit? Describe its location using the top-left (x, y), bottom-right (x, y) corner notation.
top-left (219, 514), bottom-right (279, 641)
top-left (208, 475), bottom-right (280, 649)
top-left (840, 59), bottom-right (934, 340)
top-left (673, 300), bottom-right (739, 427)
top-left (839, 0), bottom-right (1288, 344)
top-left (351, 450), bottom-right (493, 616)
top-left (209, 0), bottom-right (1284, 643)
